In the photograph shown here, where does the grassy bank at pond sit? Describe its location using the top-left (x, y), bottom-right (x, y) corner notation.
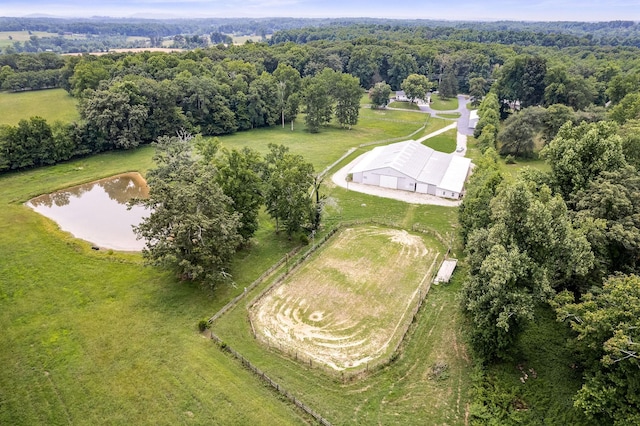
top-left (0, 88), bottom-right (79, 126)
top-left (0, 150), bottom-right (306, 425)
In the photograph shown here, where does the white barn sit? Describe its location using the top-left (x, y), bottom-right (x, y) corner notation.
top-left (350, 140), bottom-right (472, 199)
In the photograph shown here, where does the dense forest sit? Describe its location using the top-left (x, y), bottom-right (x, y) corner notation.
top-left (3, 17), bottom-right (640, 53)
top-left (2, 18), bottom-right (640, 424)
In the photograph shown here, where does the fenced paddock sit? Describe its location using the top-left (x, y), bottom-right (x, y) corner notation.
top-left (249, 225), bottom-right (440, 376)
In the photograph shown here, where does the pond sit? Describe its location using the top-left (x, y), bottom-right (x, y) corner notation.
top-left (27, 172), bottom-right (150, 251)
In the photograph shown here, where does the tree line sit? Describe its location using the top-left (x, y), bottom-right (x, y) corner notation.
top-left (460, 115), bottom-right (640, 422)
top-left (0, 53), bottom-right (362, 172)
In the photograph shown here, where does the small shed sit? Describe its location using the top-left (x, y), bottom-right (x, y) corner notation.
top-left (434, 259), bottom-right (458, 284)
top-left (469, 110), bottom-right (479, 129)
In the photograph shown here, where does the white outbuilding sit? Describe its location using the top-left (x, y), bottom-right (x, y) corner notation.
top-left (469, 109), bottom-right (479, 129)
top-left (350, 140), bottom-right (472, 199)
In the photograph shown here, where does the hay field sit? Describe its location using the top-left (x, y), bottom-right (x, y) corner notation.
top-left (250, 226), bottom-right (439, 372)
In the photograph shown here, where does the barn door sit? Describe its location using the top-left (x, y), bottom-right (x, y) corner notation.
top-left (379, 175), bottom-right (398, 189)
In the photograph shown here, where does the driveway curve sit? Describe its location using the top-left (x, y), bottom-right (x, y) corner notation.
top-left (329, 94), bottom-right (474, 207)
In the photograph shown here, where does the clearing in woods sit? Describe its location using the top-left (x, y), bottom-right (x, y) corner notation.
top-left (250, 225), bottom-right (439, 372)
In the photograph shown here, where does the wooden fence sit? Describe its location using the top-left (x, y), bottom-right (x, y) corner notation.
top-left (247, 220), bottom-right (439, 381)
top-left (207, 220), bottom-right (440, 423)
top-left (210, 332), bottom-right (332, 426)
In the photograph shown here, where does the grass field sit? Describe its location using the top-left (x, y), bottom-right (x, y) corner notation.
top-left (0, 96), bottom-right (471, 425)
top-left (0, 31), bottom-right (60, 47)
top-left (422, 128), bottom-right (457, 153)
top-left (250, 225), bottom-right (439, 373)
top-left (214, 251), bottom-right (471, 425)
top-left (0, 150), bottom-right (307, 425)
top-left (231, 35), bottom-right (271, 44)
top-left (0, 89), bottom-right (79, 126)
top-left (219, 108), bottom-right (447, 171)
top-left (430, 96), bottom-right (459, 111)
top-left (437, 112), bottom-right (461, 119)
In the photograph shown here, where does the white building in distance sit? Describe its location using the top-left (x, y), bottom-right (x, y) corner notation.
top-left (350, 140), bottom-right (472, 199)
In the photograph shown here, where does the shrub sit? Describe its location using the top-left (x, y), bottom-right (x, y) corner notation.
top-left (198, 319), bottom-right (210, 332)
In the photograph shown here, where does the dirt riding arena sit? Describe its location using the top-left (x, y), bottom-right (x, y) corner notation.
top-left (250, 226), bottom-right (439, 372)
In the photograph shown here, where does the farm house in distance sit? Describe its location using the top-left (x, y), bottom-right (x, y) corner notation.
top-left (350, 140), bottom-right (472, 199)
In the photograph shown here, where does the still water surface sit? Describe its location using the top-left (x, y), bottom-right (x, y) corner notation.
top-left (27, 172), bottom-right (149, 251)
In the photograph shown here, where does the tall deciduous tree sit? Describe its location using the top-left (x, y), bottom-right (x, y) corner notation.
top-left (458, 149), bottom-right (503, 244)
top-left (386, 52), bottom-right (418, 90)
top-left (541, 120), bottom-right (626, 199)
top-left (369, 81), bottom-right (392, 109)
top-left (573, 165), bottom-right (640, 278)
top-left (494, 55), bottom-right (547, 110)
top-left (497, 106), bottom-right (545, 158)
top-left (302, 75), bottom-right (332, 133)
top-left (263, 144), bottom-right (315, 236)
top-left (439, 66), bottom-right (458, 100)
top-left (462, 177), bottom-right (593, 360)
top-left (474, 92), bottom-right (500, 139)
top-left (273, 63), bottom-right (302, 129)
top-left (401, 73), bottom-right (431, 103)
top-left (80, 81), bottom-right (148, 150)
top-left (215, 147), bottom-right (264, 243)
top-left (469, 76), bottom-right (488, 105)
top-left (328, 71), bottom-right (361, 129)
top-left (133, 135), bottom-right (242, 287)
top-left (553, 275), bottom-right (640, 425)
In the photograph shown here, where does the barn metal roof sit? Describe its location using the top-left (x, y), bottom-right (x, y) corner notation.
top-left (350, 140), bottom-right (432, 180)
top-left (439, 156), bottom-right (472, 193)
top-left (350, 140), bottom-right (471, 192)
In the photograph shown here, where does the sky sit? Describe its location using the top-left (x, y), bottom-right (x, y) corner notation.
top-left (1, 0), bottom-right (639, 21)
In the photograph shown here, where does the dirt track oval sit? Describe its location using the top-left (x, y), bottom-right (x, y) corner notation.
top-left (250, 226), bottom-right (439, 371)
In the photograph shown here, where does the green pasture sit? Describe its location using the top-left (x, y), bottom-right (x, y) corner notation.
top-left (231, 35), bottom-right (270, 45)
top-left (0, 31), bottom-right (57, 47)
top-left (465, 136), bottom-right (550, 178)
top-left (422, 128), bottom-right (457, 153)
top-left (0, 98), bottom-right (470, 425)
top-left (0, 31), bottom-right (85, 48)
top-left (214, 255), bottom-right (471, 425)
top-left (219, 109), bottom-right (447, 171)
top-left (0, 89), bottom-right (79, 126)
top-left (0, 150), bottom-right (307, 425)
top-left (430, 96), bottom-right (459, 111)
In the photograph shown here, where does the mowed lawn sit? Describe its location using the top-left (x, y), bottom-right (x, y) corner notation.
top-left (219, 108), bottom-right (447, 171)
top-left (422, 128), bottom-right (458, 153)
top-left (0, 89), bottom-right (79, 126)
top-left (251, 225), bottom-right (439, 373)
